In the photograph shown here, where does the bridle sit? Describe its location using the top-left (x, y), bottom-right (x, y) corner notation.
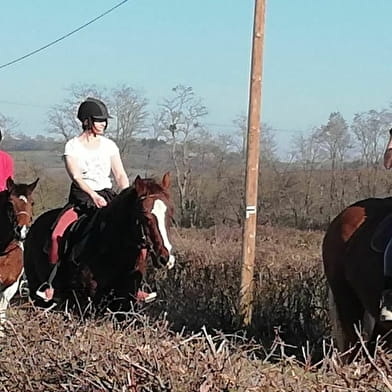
top-left (7, 196), bottom-right (33, 241)
top-left (136, 194), bottom-right (159, 254)
top-left (15, 210), bottom-right (32, 220)
top-left (138, 222), bottom-right (155, 256)
top-left (135, 193), bottom-right (171, 267)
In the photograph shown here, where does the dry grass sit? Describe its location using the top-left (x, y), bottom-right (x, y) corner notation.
top-left (2, 225), bottom-right (392, 391)
top-left (150, 225), bottom-right (327, 356)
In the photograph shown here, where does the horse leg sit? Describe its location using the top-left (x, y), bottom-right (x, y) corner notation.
top-left (329, 280), bottom-right (364, 357)
top-left (328, 287), bottom-right (346, 352)
top-left (0, 269), bottom-right (23, 336)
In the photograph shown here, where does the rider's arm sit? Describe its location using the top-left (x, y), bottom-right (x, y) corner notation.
top-left (111, 152), bottom-right (129, 190)
top-left (384, 132), bottom-right (392, 169)
top-left (64, 155), bottom-right (107, 207)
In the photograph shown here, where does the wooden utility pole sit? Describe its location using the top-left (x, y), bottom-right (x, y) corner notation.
top-left (239, 0), bottom-right (266, 326)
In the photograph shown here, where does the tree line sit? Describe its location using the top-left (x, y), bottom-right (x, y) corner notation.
top-left (1, 83), bottom-right (392, 229)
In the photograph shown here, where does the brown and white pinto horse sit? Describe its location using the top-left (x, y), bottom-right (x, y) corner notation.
top-left (24, 173), bottom-right (175, 313)
top-left (0, 177), bottom-right (38, 331)
top-left (323, 197), bottom-right (392, 355)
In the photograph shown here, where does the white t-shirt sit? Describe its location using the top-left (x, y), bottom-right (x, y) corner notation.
top-left (64, 136), bottom-right (119, 191)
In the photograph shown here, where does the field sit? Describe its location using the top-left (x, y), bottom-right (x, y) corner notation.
top-left (2, 225), bottom-right (392, 391)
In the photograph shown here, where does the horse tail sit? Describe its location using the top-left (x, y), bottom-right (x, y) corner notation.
top-left (322, 205), bottom-right (368, 353)
top-left (328, 286), bottom-right (347, 352)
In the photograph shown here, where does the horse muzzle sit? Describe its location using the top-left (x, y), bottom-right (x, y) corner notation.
top-left (151, 250), bottom-right (175, 270)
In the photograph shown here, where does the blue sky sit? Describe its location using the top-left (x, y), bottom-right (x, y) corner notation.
top-left (0, 0), bottom-right (391, 152)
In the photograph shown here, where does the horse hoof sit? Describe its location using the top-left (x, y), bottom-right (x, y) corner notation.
top-left (19, 280), bottom-right (30, 297)
top-left (167, 255), bottom-right (175, 270)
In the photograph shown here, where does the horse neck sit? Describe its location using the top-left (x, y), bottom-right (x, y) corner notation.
top-left (100, 188), bottom-right (140, 240)
top-left (0, 196), bottom-right (13, 251)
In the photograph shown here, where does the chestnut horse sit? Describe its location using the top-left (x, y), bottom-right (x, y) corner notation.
top-left (322, 197), bottom-right (392, 354)
top-left (0, 177), bottom-right (39, 331)
top-left (24, 173), bottom-right (175, 313)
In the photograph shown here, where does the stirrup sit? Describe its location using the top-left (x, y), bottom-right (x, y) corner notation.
top-left (36, 282), bottom-right (54, 302)
top-left (19, 279), bottom-right (30, 298)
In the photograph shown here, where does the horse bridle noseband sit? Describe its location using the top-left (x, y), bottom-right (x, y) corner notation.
top-left (7, 198), bottom-right (32, 240)
top-left (138, 222), bottom-right (155, 257)
top-left (15, 210), bottom-right (31, 219)
top-left (136, 194), bottom-right (159, 257)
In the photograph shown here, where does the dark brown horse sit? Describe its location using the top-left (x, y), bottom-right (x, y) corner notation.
top-left (322, 197), bottom-right (392, 354)
top-left (24, 173), bottom-right (175, 313)
top-left (0, 177), bottom-right (39, 332)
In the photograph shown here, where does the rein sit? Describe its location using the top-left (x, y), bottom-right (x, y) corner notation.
top-left (135, 193), bottom-right (163, 258)
top-left (16, 210), bottom-right (31, 218)
top-left (138, 222), bottom-right (155, 257)
top-left (7, 197), bottom-right (32, 241)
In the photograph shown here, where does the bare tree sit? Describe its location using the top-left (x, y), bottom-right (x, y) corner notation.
top-left (315, 112), bottom-right (351, 220)
top-left (233, 114), bottom-right (247, 159)
top-left (351, 109), bottom-right (390, 196)
top-left (155, 85), bottom-right (208, 226)
top-left (233, 114), bottom-right (276, 165)
top-left (288, 131), bottom-right (322, 227)
top-left (107, 85), bottom-right (148, 154)
top-left (0, 113), bottom-right (17, 136)
top-left (47, 84), bottom-right (106, 141)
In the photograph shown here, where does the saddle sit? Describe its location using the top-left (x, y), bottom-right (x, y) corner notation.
top-left (38, 207), bottom-right (100, 302)
top-left (59, 211), bottom-right (100, 265)
top-left (44, 206), bottom-right (99, 265)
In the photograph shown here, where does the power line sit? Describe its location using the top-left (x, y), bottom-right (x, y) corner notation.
top-left (0, 99), bottom-right (311, 135)
top-left (204, 121), bottom-right (308, 133)
top-left (0, 99), bottom-right (49, 108)
top-left (0, 0), bottom-right (129, 70)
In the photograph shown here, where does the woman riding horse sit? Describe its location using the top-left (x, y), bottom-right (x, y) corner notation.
top-left (37, 97), bottom-right (155, 303)
top-left (24, 173), bottom-right (175, 314)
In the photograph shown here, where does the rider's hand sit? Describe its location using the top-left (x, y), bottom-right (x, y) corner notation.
top-left (91, 192), bottom-right (107, 208)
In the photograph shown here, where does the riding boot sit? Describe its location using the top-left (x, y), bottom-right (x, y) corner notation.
top-left (36, 282), bottom-right (54, 302)
top-left (35, 263), bottom-right (59, 302)
top-left (136, 290), bottom-right (157, 303)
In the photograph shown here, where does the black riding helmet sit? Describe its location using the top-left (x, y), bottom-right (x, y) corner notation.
top-left (77, 97), bottom-right (112, 123)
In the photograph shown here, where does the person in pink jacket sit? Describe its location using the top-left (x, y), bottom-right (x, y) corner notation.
top-left (0, 130), bottom-right (14, 191)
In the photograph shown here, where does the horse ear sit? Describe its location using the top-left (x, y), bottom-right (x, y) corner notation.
top-left (6, 177), bottom-right (14, 191)
top-left (161, 172), bottom-right (171, 190)
top-left (134, 175), bottom-right (146, 196)
top-left (27, 178), bottom-right (39, 194)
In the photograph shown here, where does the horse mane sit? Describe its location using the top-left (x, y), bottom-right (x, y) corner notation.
top-left (110, 177), bottom-right (170, 209)
top-left (138, 178), bottom-right (170, 199)
top-left (93, 177), bottom-right (171, 241)
top-left (0, 190), bottom-right (8, 206)
top-left (9, 183), bottom-right (32, 197)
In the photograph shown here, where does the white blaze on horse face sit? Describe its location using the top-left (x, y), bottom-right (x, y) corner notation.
top-left (17, 195), bottom-right (29, 239)
top-left (151, 199), bottom-right (175, 268)
top-left (19, 226), bottom-right (28, 240)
